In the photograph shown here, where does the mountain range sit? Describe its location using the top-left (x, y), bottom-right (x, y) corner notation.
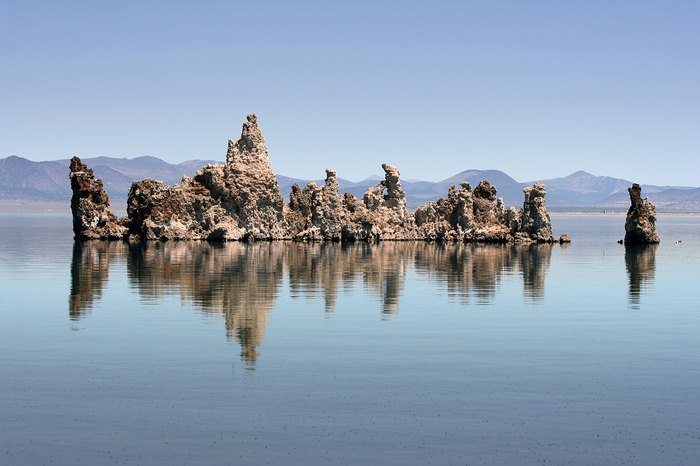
top-left (1, 155), bottom-right (698, 212)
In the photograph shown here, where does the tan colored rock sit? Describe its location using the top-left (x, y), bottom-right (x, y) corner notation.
top-left (224, 114), bottom-right (286, 238)
top-left (516, 183), bottom-right (556, 243)
top-left (414, 180), bottom-right (511, 242)
top-left (125, 114), bottom-right (285, 241)
top-left (70, 114), bottom-right (565, 244)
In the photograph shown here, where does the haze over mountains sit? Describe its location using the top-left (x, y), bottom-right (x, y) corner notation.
top-left (1, 155), bottom-right (698, 212)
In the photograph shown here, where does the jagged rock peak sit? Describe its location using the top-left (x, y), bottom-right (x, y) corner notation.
top-left (518, 183), bottom-right (555, 243)
top-left (380, 163), bottom-right (407, 213)
top-left (69, 156), bottom-right (128, 240)
top-left (236, 113), bottom-right (266, 154)
top-left (325, 168), bottom-right (338, 190)
top-left (223, 114), bottom-right (285, 236)
top-left (226, 113), bottom-right (268, 167)
top-left (624, 183), bottom-right (660, 244)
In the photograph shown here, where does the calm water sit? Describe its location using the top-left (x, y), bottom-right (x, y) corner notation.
top-left (1, 213), bottom-right (699, 465)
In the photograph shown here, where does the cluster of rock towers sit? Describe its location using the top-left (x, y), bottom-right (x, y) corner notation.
top-left (69, 114), bottom-right (659, 244)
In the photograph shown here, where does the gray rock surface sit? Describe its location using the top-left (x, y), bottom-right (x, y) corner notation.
top-left (70, 114), bottom-right (562, 244)
top-left (624, 183), bottom-right (660, 244)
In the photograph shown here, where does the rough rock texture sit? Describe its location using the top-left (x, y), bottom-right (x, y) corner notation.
top-left (414, 181), bottom-right (510, 242)
top-left (287, 163), bottom-right (414, 241)
top-left (69, 156), bottom-right (128, 240)
top-left (70, 114), bottom-right (562, 244)
top-left (513, 183), bottom-right (556, 243)
top-left (223, 114), bottom-right (286, 238)
top-left (624, 183), bottom-right (660, 244)
top-left (126, 114), bottom-right (285, 241)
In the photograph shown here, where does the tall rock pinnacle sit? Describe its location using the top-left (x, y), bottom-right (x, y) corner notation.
top-left (224, 114), bottom-right (286, 237)
top-left (624, 183), bottom-right (660, 244)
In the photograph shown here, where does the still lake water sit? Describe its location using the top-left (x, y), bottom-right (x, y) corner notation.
top-left (1, 213), bottom-right (699, 465)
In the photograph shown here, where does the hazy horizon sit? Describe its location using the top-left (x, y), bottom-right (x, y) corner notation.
top-left (2, 1), bottom-right (698, 186)
top-left (4, 153), bottom-right (698, 188)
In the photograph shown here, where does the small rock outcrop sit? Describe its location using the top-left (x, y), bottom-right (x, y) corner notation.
top-left (288, 163), bottom-right (413, 241)
top-left (69, 114), bottom-right (564, 244)
top-left (624, 183), bottom-right (660, 244)
top-left (69, 156), bottom-right (128, 240)
top-left (513, 183), bottom-right (556, 243)
top-left (414, 181), bottom-right (510, 242)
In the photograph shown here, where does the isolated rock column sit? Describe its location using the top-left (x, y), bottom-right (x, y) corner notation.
top-left (624, 183), bottom-right (660, 244)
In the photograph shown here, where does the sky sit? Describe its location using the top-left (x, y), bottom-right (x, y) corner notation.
top-left (1, 0), bottom-right (698, 185)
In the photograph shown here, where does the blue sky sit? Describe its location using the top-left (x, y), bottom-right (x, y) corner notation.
top-left (1, 0), bottom-right (698, 185)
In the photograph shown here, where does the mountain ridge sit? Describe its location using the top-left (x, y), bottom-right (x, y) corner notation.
top-left (1, 155), bottom-right (698, 212)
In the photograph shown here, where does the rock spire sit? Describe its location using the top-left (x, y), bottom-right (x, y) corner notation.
top-left (624, 183), bottom-right (660, 244)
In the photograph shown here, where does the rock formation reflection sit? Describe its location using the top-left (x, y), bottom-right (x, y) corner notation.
top-left (283, 243), bottom-right (406, 316)
top-left (69, 241), bottom-right (127, 320)
top-left (625, 244), bottom-right (658, 309)
top-left (413, 243), bottom-right (553, 303)
top-left (126, 241), bottom-right (283, 366)
top-left (69, 241), bottom-right (555, 364)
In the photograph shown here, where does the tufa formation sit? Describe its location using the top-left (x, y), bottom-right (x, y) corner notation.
top-left (70, 114), bottom-right (565, 243)
top-left (624, 183), bottom-right (660, 244)
top-left (69, 157), bottom-right (129, 239)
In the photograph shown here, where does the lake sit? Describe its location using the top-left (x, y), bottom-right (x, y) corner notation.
top-left (1, 213), bottom-right (699, 465)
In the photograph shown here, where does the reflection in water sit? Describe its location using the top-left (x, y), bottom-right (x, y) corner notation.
top-left (126, 242), bottom-right (283, 366)
top-left (625, 244), bottom-right (658, 309)
top-left (69, 241), bottom-right (124, 320)
top-left (284, 243), bottom-right (406, 317)
top-left (70, 241), bottom-right (555, 364)
top-left (413, 243), bottom-right (553, 303)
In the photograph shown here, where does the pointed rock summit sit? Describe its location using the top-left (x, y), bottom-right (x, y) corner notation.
top-left (225, 114), bottom-right (285, 236)
top-left (69, 114), bottom-right (565, 244)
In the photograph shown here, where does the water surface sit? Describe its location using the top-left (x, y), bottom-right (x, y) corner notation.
top-left (1, 213), bottom-right (699, 465)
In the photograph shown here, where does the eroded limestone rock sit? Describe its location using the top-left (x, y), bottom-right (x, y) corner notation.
top-left (69, 156), bottom-right (128, 240)
top-left (70, 114), bottom-right (564, 244)
top-left (624, 183), bottom-right (660, 244)
top-left (125, 114), bottom-right (284, 241)
top-left (515, 183), bottom-right (556, 243)
top-left (224, 114), bottom-right (286, 238)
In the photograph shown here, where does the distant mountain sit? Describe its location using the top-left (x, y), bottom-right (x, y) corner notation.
top-left (436, 169), bottom-right (524, 207)
top-left (55, 156), bottom-right (220, 185)
top-left (597, 186), bottom-right (700, 211)
top-left (2, 156), bottom-right (219, 208)
top-left (0, 156), bottom-right (71, 201)
top-left (530, 171), bottom-right (698, 211)
top-left (1, 155), bottom-right (699, 212)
